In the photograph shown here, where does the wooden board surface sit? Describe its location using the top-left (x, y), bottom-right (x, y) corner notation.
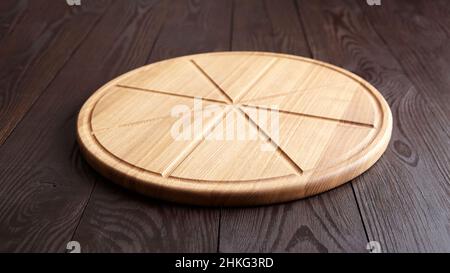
top-left (2, 0), bottom-right (448, 252)
top-left (218, 0), bottom-right (369, 253)
top-left (77, 51), bottom-right (392, 206)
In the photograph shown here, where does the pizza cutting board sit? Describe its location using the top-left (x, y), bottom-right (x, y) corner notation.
top-left (77, 52), bottom-right (392, 206)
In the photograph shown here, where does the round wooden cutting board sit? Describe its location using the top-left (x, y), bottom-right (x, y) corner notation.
top-left (77, 52), bottom-right (392, 206)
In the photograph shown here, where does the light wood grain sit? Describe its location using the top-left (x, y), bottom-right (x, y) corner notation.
top-left (77, 51), bottom-right (392, 206)
top-left (219, 0), bottom-right (368, 253)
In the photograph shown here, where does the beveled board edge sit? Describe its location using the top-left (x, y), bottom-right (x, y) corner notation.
top-left (77, 51), bottom-right (393, 206)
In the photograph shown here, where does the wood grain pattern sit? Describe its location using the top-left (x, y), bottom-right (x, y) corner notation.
top-left (77, 51), bottom-right (392, 206)
top-left (219, 0), bottom-right (369, 253)
top-left (296, 0), bottom-right (450, 252)
top-left (0, 0), bottom-right (167, 252)
top-left (0, 0), bottom-right (27, 42)
top-left (72, 0), bottom-right (233, 252)
top-left (0, 0), bottom-right (110, 146)
top-left (361, 0), bottom-right (450, 119)
top-left (357, 0), bottom-right (450, 252)
top-left (0, 0), bottom-right (448, 253)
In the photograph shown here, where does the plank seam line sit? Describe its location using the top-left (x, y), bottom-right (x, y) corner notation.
top-left (293, 0), bottom-right (314, 57)
top-left (242, 104), bottom-right (375, 128)
top-left (216, 208), bottom-right (222, 253)
top-left (351, 183), bottom-right (370, 243)
top-left (228, 0), bottom-right (235, 51)
top-left (62, 3), bottom-right (114, 246)
top-left (116, 84), bottom-right (228, 104)
top-left (68, 179), bottom-right (98, 248)
top-left (144, 2), bottom-right (167, 64)
top-left (236, 107), bottom-right (304, 175)
top-left (190, 60), bottom-right (234, 103)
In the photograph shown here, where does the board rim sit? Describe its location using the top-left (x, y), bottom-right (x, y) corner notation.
top-left (77, 51), bottom-right (393, 206)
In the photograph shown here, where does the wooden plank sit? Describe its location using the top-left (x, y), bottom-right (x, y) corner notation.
top-left (296, 0), bottom-right (450, 252)
top-left (219, 0), bottom-right (368, 252)
top-left (0, 0), bottom-right (111, 146)
top-left (0, 0), bottom-right (166, 252)
top-left (72, 0), bottom-right (233, 252)
top-left (149, 0), bottom-right (232, 63)
top-left (360, 0), bottom-right (450, 119)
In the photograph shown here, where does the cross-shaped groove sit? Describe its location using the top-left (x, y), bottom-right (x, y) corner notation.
top-left (153, 60), bottom-right (306, 178)
top-left (101, 58), bottom-right (375, 179)
top-left (187, 60), bottom-right (304, 176)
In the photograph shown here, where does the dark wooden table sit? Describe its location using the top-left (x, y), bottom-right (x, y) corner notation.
top-left (0, 0), bottom-right (449, 253)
